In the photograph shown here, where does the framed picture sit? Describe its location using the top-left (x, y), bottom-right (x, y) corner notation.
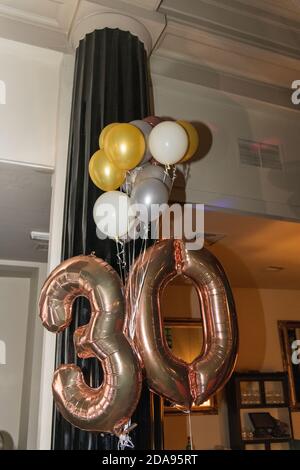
top-left (163, 317), bottom-right (218, 414)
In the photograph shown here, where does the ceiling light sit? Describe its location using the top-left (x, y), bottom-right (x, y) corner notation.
top-left (266, 266), bottom-right (284, 272)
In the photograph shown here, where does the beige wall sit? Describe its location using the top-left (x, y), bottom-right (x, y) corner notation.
top-left (235, 288), bottom-right (300, 371)
top-left (235, 287), bottom-right (300, 439)
top-left (152, 74), bottom-right (300, 221)
top-left (0, 276), bottom-right (30, 448)
top-left (163, 285), bottom-right (300, 449)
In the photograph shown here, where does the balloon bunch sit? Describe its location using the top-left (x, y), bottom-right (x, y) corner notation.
top-left (39, 117), bottom-right (239, 445)
top-left (89, 117), bottom-right (199, 240)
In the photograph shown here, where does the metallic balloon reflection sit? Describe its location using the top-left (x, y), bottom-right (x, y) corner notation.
top-left (39, 255), bottom-right (142, 435)
top-left (126, 239), bottom-right (238, 408)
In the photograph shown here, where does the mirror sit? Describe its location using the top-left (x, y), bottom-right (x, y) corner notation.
top-left (164, 318), bottom-right (217, 414)
top-left (278, 321), bottom-right (300, 410)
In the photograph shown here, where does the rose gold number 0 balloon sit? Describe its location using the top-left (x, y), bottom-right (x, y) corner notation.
top-left (39, 255), bottom-right (142, 435)
top-left (126, 239), bottom-right (238, 408)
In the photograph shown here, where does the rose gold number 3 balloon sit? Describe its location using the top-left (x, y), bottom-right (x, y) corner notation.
top-left (39, 255), bottom-right (142, 435)
top-left (126, 239), bottom-right (238, 408)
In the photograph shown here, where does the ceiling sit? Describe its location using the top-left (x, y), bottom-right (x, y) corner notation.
top-left (237, 0), bottom-right (300, 21)
top-left (204, 209), bottom-right (300, 290)
top-left (0, 162), bottom-right (51, 262)
top-left (0, 0), bottom-right (299, 100)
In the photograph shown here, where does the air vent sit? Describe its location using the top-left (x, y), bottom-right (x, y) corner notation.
top-left (260, 143), bottom-right (282, 170)
top-left (35, 243), bottom-right (48, 252)
top-left (239, 139), bottom-right (260, 167)
top-left (238, 139), bottom-right (282, 170)
top-left (30, 231), bottom-right (49, 252)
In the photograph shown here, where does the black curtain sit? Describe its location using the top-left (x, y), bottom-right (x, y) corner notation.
top-left (52, 28), bottom-right (162, 450)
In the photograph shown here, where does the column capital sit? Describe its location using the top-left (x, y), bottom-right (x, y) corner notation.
top-left (69, 1), bottom-right (166, 55)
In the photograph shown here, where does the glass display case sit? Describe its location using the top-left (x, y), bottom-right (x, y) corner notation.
top-left (226, 372), bottom-right (293, 450)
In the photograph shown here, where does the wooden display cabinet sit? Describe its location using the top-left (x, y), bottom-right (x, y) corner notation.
top-left (226, 372), bottom-right (293, 450)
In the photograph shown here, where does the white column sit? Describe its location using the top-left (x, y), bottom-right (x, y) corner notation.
top-left (37, 54), bottom-right (74, 450)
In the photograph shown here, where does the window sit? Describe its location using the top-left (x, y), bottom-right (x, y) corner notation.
top-left (0, 340), bottom-right (6, 364)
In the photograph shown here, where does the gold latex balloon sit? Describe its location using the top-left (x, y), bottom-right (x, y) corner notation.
top-left (89, 149), bottom-right (125, 191)
top-left (105, 123), bottom-right (145, 170)
top-left (39, 254), bottom-right (142, 435)
top-left (177, 120), bottom-right (199, 162)
top-left (99, 123), bottom-right (118, 149)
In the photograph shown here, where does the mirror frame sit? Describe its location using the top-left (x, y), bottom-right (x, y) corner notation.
top-left (163, 317), bottom-right (218, 414)
top-left (278, 320), bottom-right (300, 410)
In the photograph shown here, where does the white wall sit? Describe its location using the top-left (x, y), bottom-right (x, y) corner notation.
top-left (37, 53), bottom-right (74, 450)
top-left (0, 276), bottom-right (30, 449)
top-left (0, 38), bottom-right (62, 169)
top-left (0, 260), bottom-right (47, 449)
top-left (152, 74), bottom-right (300, 221)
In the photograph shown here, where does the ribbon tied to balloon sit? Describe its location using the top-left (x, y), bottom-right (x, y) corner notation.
top-left (39, 239), bottom-right (238, 435)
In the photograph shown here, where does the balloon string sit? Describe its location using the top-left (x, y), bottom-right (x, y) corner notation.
top-left (171, 404), bottom-right (194, 450)
top-left (187, 411), bottom-right (193, 451)
top-left (115, 239), bottom-right (125, 285)
top-left (171, 165), bottom-right (177, 185)
top-left (117, 421), bottom-right (137, 450)
top-left (127, 236), bottom-right (153, 340)
top-left (125, 171), bottom-right (131, 196)
top-left (117, 433), bottom-right (135, 450)
top-left (182, 162), bottom-right (190, 184)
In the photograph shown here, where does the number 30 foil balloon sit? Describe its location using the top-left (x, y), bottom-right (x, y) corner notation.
top-left (125, 239), bottom-right (238, 408)
top-left (39, 241), bottom-right (238, 433)
top-left (39, 255), bottom-right (142, 435)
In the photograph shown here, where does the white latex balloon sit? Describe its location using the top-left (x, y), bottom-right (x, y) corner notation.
top-left (130, 120), bottom-right (153, 164)
top-left (149, 121), bottom-right (188, 165)
top-left (93, 191), bottom-right (134, 239)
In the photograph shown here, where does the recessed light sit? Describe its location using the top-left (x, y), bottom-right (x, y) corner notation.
top-left (266, 266), bottom-right (284, 272)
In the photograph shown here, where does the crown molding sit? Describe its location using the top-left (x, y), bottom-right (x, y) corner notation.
top-left (154, 18), bottom-right (300, 90)
top-left (69, 0), bottom-right (166, 53)
top-left (70, 12), bottom-right (152, 52)
top-left (0, 0), bottom-right (166, 54)
top-left (159, 0), bottom-right (300, 60)
top-left (0, 0), bottom-right (299, 100)
top-left (88, 0), bottom-right (162, 11)
top-left (150, 54), bottom-right (299, 111)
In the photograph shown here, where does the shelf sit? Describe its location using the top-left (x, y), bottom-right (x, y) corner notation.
top-left (226, 372), bottom-right (293, 450)
top-left (243, 437), bottom-right (291, 444)
top-left (240, 404), bottom-right (288, 409)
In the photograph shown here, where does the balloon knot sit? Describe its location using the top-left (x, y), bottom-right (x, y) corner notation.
top-left (174, 240), bottom-right (184, 273)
